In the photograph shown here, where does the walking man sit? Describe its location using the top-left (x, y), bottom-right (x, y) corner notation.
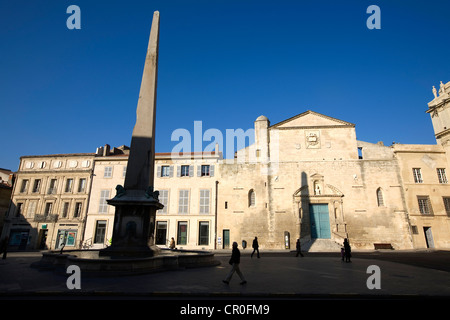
top-left (251, 236), bottom-right (260, 258)
top-left (295, 239), bottom-right (304, 257)
top-left (223, 242), bottom-right (247, 285)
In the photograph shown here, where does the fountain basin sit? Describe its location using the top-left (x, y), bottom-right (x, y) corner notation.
top-left (32, 249), bottom-right (220, 276)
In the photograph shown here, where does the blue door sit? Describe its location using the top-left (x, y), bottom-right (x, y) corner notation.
top-left (309, 204), bottom-right (331, 239)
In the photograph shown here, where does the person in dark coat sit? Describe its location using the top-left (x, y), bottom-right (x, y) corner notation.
top-left (0, 236), bottom-right (9, 260)
top-left (251, 236), bottom-right (260, 258)
top-left (295, 239), bottom-right (304, 257)
top-left (223, 242), bottom-right (247, 285)
top-left (343, 238), bottom-right (352, 262)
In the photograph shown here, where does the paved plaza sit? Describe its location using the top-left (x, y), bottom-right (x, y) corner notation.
top-left (0, 249), bottom-right (449, 299)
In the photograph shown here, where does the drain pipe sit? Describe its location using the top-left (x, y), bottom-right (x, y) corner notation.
top-left (214, 180), bottom-right (218, 250)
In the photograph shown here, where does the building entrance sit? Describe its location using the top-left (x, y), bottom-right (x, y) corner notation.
top-left (309, 204), bottom-right (331, 239)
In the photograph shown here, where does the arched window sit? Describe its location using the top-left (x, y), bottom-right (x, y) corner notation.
top-left (376, 188), bottom-right (384, 207)
top-left (248, 189), bottom-right (255, 207)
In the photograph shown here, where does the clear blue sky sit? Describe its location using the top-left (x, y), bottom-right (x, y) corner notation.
top-left (1, 0), bottom-right (450, 171)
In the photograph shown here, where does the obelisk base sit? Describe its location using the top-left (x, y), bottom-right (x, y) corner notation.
top-left (101, 188), bottom-right (163, 258)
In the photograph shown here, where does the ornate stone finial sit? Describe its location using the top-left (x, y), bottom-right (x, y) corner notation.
top-left (432, 86), bottom-right (437, 99)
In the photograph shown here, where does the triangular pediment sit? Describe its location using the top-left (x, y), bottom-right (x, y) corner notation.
top-left (271, 110), bottom-right (355, 129)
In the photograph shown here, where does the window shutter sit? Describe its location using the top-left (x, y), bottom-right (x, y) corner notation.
top-left (189, 165), bottom-right (194, 177)
top-left (157, 165), bottom-right (161, 178)
top-left (197, 165), bottom-right (201, 177)
top-left (169, 165), bottom-right (174, 177)
top-left (177, 165), bottom-right (181, 177)
top-left (210, 165), bottom-right (215, 177)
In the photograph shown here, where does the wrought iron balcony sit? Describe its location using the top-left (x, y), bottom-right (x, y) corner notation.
top-left (34, 214), bottom-right (58, 222)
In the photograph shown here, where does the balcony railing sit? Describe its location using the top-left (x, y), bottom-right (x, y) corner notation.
top-left (34, 214), bottom-right (58, 222)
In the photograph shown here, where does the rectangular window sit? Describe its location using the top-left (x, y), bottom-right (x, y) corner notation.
top-left (181, 165), bottom-right (190, 177)
top-left (199, 189), bottom-right (210, 214)
top-left (44, 202), bottom-right (53, 216)
top-left (65, 179), bottom-right (73, 192)
top-left (62, 202), bottom-right (70, 218)
top-left (178, 190), bottom-right (189, 214)
top-left (94, 220), bottom-right (107, 244)
top-left (358, 147), bottom-right (363, 159)
top-left (161, 166), bottom-right (170, 177)
top-left (15, 202), bottom-right (23, 217)
top-left (32, 179), bottom-right (41, 193)
top-left (437, 168), bottom-right (448, 184)
top-left (61, 230), bottom-right (77, 247)
top-left (104, 166), bottom-right (112, 178)
top-left (201, 165), bottom-right (210, 177)
top-left (48, 179), bottom-right (57, 194)
top-left (198, 221), bottom-right (209, 246)
top-left (20, 179), bottom-right (29, 193)
top-left (158, 190), bottom-right (169, 213)
top-left (99, 190), bottom-right (110, 213)
top-left (177, 221), bottom-right (188, 245)
top-left (78, 178), bottom-right (86, 192)
top-left (443, 197), bottom-right (450, 216)
top-left (413, 168), bottom-right (423, 183)
top-left (123, 166), bottom-right (127, 178)
top-left (417, 196), bottom-right (432, 215)
top-left (27, 200), bottom-right (37, 218)
top-left (73, 202), bottom-right (82, 218)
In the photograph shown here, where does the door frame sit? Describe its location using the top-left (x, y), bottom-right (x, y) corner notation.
top-left (222, 229), bottom-right (230, 249)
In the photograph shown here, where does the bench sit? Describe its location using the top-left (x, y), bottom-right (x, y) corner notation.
top-left (374, 243), bottom-right (393, 250)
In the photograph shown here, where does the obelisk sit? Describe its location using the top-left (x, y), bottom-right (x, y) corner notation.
top-left (125, 10), bottom-right (159, 191)
top-left (102, 11), bottom-right (163, 257)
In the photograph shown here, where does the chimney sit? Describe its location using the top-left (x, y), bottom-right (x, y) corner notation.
top-left (103, 144), bottom-right (111, 157)
top-left (96, 146), bottom-right (104, 156)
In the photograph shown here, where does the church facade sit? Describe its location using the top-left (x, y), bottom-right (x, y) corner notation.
top-left (217, 111), bottom-right (414, 250)
top-left (2, 81), bottom-right (450, 251)
top-left (216, 81), bottom-right (450, 250)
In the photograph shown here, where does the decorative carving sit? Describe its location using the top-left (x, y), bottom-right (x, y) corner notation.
top-left (306, 131), bottom-right (320, 148)
top-left (145, 186), bottom-right (159, 200)
top-left (115, 185), bottom-right (126, 198)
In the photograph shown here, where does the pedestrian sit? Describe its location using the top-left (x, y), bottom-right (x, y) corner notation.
top-left (340, 247), bottom-right (345, 261)
top-left (251, 236), bottom-right (260, 258)
top-left (295, 239), bottom-right (304, 257)
top-left (343, 238), bottom-right (351, 263)
top-left (169, 237), bottom-right (176, 250)
top-left (0, 236), bottom-right (9, 260)
top-left (223, 242), bottom-right (247, 285)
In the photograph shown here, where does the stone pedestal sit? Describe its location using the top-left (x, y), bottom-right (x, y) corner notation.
top-left (100, 188), bottom-right (163, 257)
